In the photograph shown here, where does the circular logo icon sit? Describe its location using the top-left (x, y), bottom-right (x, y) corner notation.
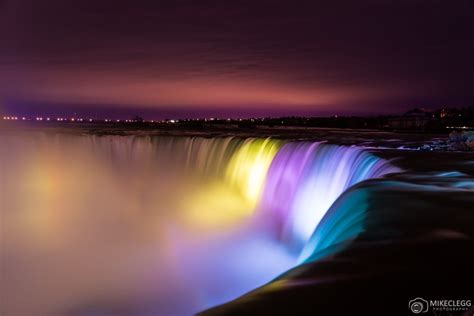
top-left (410, 302), bottom-right (424, 314)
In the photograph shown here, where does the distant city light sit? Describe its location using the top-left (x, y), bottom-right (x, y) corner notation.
top-left (2, 116), bottom-right (20, 120)
top-left (446, 126), bottom-right (472, 129)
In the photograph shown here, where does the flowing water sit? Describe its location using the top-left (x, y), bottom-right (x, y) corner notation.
top-left (0, 132), bottom-right (400, 315)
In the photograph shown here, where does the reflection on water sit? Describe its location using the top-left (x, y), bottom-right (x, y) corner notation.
top-left (0, 132), bottom-right (398, 315)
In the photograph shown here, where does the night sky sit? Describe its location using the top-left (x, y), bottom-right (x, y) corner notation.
top-left (0, 0), bottom-right (472, 118)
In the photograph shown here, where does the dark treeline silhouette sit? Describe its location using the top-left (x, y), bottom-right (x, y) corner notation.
top-left (170, 107), bottom-right (474, 132)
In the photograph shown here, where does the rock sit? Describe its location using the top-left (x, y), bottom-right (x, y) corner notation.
top-left (448, 130), bottom-right (474, 151)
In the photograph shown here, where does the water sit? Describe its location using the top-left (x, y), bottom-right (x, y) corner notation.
top-left (0, 132), bottom-right (399, 315)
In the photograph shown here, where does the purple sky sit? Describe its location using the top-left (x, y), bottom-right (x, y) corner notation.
top-left (0, 0), bottom-right (472, 118)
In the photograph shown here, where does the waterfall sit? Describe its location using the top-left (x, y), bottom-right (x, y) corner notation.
top-left (225, 138), bottom-right (281, 205)
top-left (258, 142), bottom-right (400, 256)
top-left (0, 132), bottom-right (400, 315)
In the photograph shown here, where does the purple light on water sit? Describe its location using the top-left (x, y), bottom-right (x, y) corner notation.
top-left (259, 143), bottom-right (400, 251)
top-left (258, 142), bottom-right (321, 240)
top-left (1, 133), bottom-right (400, 315)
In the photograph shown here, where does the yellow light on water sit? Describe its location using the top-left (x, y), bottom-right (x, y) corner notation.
top-left (226, 138), bottom-right (281, 205)
top-left (182, 138), bottom-right (281, 229)
top-left (182, 181), bottom-right (255, 230)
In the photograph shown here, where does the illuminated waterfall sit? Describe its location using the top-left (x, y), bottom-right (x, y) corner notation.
top-left (258, 142), bottom-right (400, 254)
top-left (1, 132), bottom-right (399, 315)
top-left (225, 138), bottom-right (281, 205)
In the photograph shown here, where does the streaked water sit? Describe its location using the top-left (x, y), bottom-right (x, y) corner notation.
top-left (0, 132), bottom-right (399, 315)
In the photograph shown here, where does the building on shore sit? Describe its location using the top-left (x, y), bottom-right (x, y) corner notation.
top-left (387, 108), bottom-right (434, 130)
